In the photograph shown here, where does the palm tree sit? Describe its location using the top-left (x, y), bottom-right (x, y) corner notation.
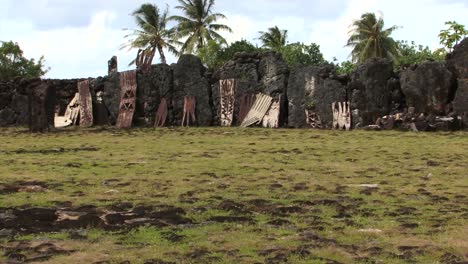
top-left (346, 12), bottom-right (400, 63)
top-left (258, 26), bottom-right (288, 51)
top-left (171, 0), bottom-right (232, 54)
top-left (122, 3), bottom-right (180, 65)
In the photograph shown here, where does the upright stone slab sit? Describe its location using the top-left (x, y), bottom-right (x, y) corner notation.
top-left (172, 55), bottom-right (211, 126)
top-left (262, 95), bottom-right (281, 128)
top-left (288, 64), bottom-right (346, 128)
top-left (219, 79), bottom-right (235, 126)
top-left (78, 80), bottom-right (93, 127)
top-left (136, 64), bottom-right (173, 126)
top-left (447, 38), bottom-right (468, 127)
top-left (348, 58), bottom-right (395, 126)
top-left (240, 93), bottom-right (273, 127)
top-left (116, 71), bottom-right (137, 129)
top-left (154, 98), bottom-right (168, 127)
top-left (400, 61), bottom-right (454, 114)
top-left (182, 96), bottom-right (196, 127)
top-left (27, 79), bottom-right (55, 132)
top-left (213, 52), bottom-right (288, 126)
top-left (108, 56), bottom-right (118, 75)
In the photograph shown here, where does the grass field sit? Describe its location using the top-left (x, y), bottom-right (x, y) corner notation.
top-left (0, 127), bottom-right (467, 264)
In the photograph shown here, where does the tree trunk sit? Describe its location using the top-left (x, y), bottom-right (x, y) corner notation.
top-left (157, 45), bottom-right (166, 64)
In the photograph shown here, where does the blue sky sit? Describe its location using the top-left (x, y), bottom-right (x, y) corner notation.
top-left (1, 0), bottom-right (467, 79)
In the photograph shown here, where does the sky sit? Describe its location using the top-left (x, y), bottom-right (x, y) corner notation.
top-left (1, 0), bottom-right (467, 79)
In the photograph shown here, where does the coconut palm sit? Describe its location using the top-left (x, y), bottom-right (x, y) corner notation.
top-left (258, 26), bottom-right (288, 51)
top-left (171, 0), bottom-right (232, 54)
top-left (122, 3), bottom-right (180, 65)
top-left (346, 12), bottom-right (400, 63)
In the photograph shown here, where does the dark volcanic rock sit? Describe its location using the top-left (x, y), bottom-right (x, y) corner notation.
top-left (212, 51), bottom-right (288, 126)
top-left (288, 64), bottom-right (346, 128)
top-left (102, 72), bottom-right (121, 125)
top-left (25, 79), bottom-right (56, 132)
top-left (136, 64), bottom-right (173, 126)
top-left (0, 108), bottom-right (16, 126)
top-left (172, 55), bottom-right (212, 126)
top-left (447, 38), bottom-right (468, 127)
top-left (447, 38), bottom-right (468, 79)
top-left (348, 58), bottom-right (395, 126)
top-left (400, 61), bottom-right (454, 114)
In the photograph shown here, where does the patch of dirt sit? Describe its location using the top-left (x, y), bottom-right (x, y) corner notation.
top-left (267, 219), bottom-right (293, 226)
top-left (208, 215), bottom-right (254, 224)
top-left (144, 259), bottom-right (176, 264)
top-left (0, 181), bottom-right (49, 194)
top-left (1, 203), bottom-right (194, 234)
top-left (161, 230), bottom-right (185, 243)
top-left (2, 147), bottom-right (99, 155)
top-left (2, 241), bottom-right (75, 263)
top-left (439, 252), bottom-right (464, 264)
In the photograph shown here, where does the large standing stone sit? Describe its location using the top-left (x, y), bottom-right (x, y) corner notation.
top-left (11, 93), bottom-right (29, 125)
top-left (172, 55), bottom-right (212, 126)
top-left (212, 52), bottom-right (289, 126)
top-left (136, 64), bottom-right (173, 126)
top-left (348, 58), bottom-right (395, 126)
top-left (0, 108), bottom-right (15, 126)
top-left (102, 72), bottom-right (121, 125)
top-left (447, 38), bottom-right (468, 127)
top-left (400, 61), bottom-right (454, 114)
top-left (25, 79), bottom-right (56, 132)
top-left (288, 64), bottom-right (346, 128)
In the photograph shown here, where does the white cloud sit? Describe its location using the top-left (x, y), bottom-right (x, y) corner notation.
top-left (1, 10), bottom-right (139, 78)
top-left (1, 0), bottom-right (467, 78)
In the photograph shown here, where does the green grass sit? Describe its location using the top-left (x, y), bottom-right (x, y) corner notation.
top-left (0, 127), bottom-right (467, 264)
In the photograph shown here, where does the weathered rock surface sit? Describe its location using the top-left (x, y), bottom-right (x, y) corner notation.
top-left (136, 64), bottom-right (173, 126)
top-left (447, 38), bottom-right (468, 127)
top-left (288, 64), bottom-right (346, 128)
top-left (101, 73), bottom-right (121, 125)
top-left (212, 51), bottom-right (289, 126)
top-left (348, 58), bottom-right (396, 126)
top-left (173, 55), bottom-right (212, 126)
top-left (400, 61), bottom-right (454, 114)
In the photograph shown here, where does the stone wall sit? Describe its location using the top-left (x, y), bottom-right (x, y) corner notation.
top-left (0, 39), bottom-right (467, 130)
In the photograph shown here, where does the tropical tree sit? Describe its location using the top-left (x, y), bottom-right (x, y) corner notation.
top-left (280, 42), bottom-right (325, 67)
top-left (258, 26), bottom-right (288, 51)
top-left (196, 39), bottom-right (260, 69)
top-left (397, 40), bottom-right (445, 69)
top-left (439, 21), bottom-right (467, 52)
top-left (0, 41), bottom-right (48, 80)
top-left (346, 12), bottom-right (400, 63)
top-left (122, 3), bottom-right (180, 65)
top-left (216, 40), bottom-right (260, 64)
top-left (171, 0), bottom-right (232, 54)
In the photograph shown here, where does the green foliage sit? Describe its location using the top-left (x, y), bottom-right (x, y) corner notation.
top-left (280, 42), bottom-right (325, 67)
top-left (217, 39), bottom-right (260, 62)
top-left (196, 40), bottom-right (223, 69)
top-left (122, 3), bottom-right (180, 65)
top-left (396, 40), bottom-right (446, 68)
top-left (197, 39), bottom-right (260, 69)
top-left (439, 21), bottom-right (467, 52)
top-left (0, 41), bottom-right (48, 80)
top-left (346, 12), bottom-right (400, 63)
top-left (335, 60), bottom-right (356, 75)
top-left (171, 0), bottom-right (232, 54)
top-left (258, 26), bottom-right (288, 51)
